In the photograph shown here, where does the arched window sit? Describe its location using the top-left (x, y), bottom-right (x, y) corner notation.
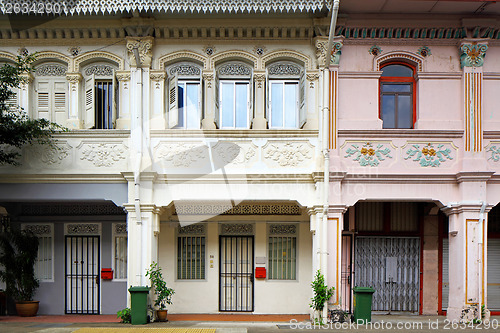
top-left (266, 61), bottom-right (305, 129)
top-left (33, 62), bottom-right (68, 123)
top-left (166, 62), bottom-right (202, 129)
top-left (216, 61), bottom-right (252, 129)
top-left (379, 62), bottom-right (416, 129)
top-left (82, 62), bottom-right (118, 129)
top-left (0, 61), bottom-right (20, 112)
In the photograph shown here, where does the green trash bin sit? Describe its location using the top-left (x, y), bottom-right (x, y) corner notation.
top-left (128, 286), bottom-right (150, 325)
top-left (352, 286), bottom-right (375, 324)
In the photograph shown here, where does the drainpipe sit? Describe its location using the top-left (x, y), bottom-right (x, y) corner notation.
top-left (321, 0), bottom-right (341, 271)
top-left (478, 201), bottom-right (486, 319)
top-left (323, 0), bottom-right (340, 316)
top-left (132, 46), bottom-right (144, 285)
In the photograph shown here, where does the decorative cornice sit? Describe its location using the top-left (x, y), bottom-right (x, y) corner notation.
top-left (150, 71), bottom-right (166, 81)
top-left (455, 171), bottom-right (494, 183)
top-left (0, 0), bottom-right (329, 15)
top-left (66, 72), bottom-right (82, 83)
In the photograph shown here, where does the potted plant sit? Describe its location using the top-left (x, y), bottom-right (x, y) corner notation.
top-left (310, 270), bottom-right (334, 325)
top-left (0, 228), bottom-right (40, 317)
top-left (145, 262), bottom-right (174, 322)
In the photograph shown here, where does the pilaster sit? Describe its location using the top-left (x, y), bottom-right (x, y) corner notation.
top-left (116, 71), bottom-right (131, 129)
top-left (150, 71), bottom-right (166, 129)
top-left (327, 205), bottom-right (347, 310)
top-left (65, 72), bottom-right (83, 129)
top-left (252, 72), bottom-right (267, 129)
top-left (442, 203), bottom-right (491, 322)
top-left (202, 71), bottom-right (216, 129)
top-left (18, 72), bottom-right (33, 119)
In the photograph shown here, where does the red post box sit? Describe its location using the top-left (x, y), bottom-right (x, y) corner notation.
top-left (101, 268), bottom-right (113, 280)
top-left (255, 267), bottom-right (266, 278)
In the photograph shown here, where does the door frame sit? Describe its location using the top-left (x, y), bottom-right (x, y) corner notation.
top-left (64, 235), bottom-right (101, 314)
top-left (218, 235), bottom-right (255, 312)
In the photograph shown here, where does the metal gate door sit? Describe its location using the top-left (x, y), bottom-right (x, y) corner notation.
top-left (219, 236), bottom-right (254, 311)
top-left (354, 237), bottom-right (420, 313)
top-left (65, 236), bottom-right (100, 314)
top-left (341, 235), bottom-right (353, 312)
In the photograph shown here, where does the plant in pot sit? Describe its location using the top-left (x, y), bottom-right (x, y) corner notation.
top-left (145, 262), bottom-right (174, 322)
top-left (310, 270), bottom-right (334, 325)
top-left (0, 227), bottom-right (40, 317)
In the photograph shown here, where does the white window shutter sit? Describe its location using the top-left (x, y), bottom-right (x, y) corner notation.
top-left (168, 72), bottom-right (179, 128)
top-left (6, 88), bottom-right (19, 111)
top-left (112, 70), bottom-right (117, 128)
top-left (247, 81), bottom-right (252, 129)
top-left (299, 70), bottom-right (306, 128)
top-left (36, 81), bottom-right (50, 120)
top-left (53, 81), bottom-right (67, 113)
top-left (197, 81), bottom-right (202, 128)
top-left (214, 74), bottom-right (220, 128)
top-left (265, 75), bottom-right (270, 121)
top-left (84, 74), bottom-right (95, 129)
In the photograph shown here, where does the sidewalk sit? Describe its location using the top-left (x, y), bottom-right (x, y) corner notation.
top-left (0, 315), bottom-right (498, 333)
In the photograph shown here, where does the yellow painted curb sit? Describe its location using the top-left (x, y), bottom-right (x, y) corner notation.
top-left (74, 328), bottom-right (216, 333)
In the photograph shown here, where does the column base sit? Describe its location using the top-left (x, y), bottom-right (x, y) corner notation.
top-left (201, 118), bottom-right (216, 129)
top-left (116, 118), bottom-right (131, 130)
top-left (447, 304), bottom-right (483, 323)
top-left (65, 119), bottom-right (83, 129)
top-left (252, 117), bottom-right (267, 129)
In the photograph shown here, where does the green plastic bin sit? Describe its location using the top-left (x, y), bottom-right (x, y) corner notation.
top-left (128, 286), bottom-right (150, 325)
top-left (352, 286), bottom-right (375, 324)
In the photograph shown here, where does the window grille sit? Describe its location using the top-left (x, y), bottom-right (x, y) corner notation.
top-left (177, 236), bottom-right (206, 280)
top-left (268, 224), bottom-right (297, 280)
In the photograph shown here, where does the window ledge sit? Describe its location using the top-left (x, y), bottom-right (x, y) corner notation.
top-left (151, 129), bottom-right (319, 138)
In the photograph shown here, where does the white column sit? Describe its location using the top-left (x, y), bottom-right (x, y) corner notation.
top-left (65, 72), bottom-right (83, 129)
top-left (201, 71), bottom-right (216, 129)
top-left (18, 73), bottom-right (32, 117)
top-left (252, 71), bottom-right (266, 129)
top-left (443, 203), bottom-right (489, 322)
top-left (116, 71), bottom-right (131, 129)
top-left (149, 71), bottom-right (166, 130)
top-left (327, 205), bottom-right (346, 310)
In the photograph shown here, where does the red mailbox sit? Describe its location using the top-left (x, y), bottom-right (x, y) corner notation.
top-left (255, 267), bottom-right (266, 279)
top-left (101, 268), bottom-right (113, 280)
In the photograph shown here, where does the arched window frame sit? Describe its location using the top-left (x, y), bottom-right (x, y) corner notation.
top-left (81, 62), bottom-right (118, 129)
top-left (165, 61), bottom-right (203, 129)
top-left (32, 62), bottom-right (68, 123)
top-left (266, 61), bottom-right (305, 129)
top-left (215, 61), bottom-right (253, 129)
top-left (379, 61), bottom-right (417, 129)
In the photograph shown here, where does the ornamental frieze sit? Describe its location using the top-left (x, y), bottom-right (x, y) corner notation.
top-left (343, 141), bottom-right (393, 167)
top-left (66, 223), bottom-right (100, 235)
top-left (114, 223), bottom-right (127, 234)
top-left (403, 142), bottom-right (456, 167)
top-left (169, 65), bottom-right (201, 76)
top-left (155, 142), bottom-right (209, 168)
top-left (263, 141), bottom-right (313, 168)
top-left (218, 63), bottom-right (251, 76)
top-left (174, 203), bottom-right (301, 216)
top-left (84, 64), bottom-right (115, 76)
top-left (268, 63), bottom-right (301, 76)
top-left (269, 224), bottom-right (297, 235)
top-left (35, 64), bottom-right (67, 76)
top-left (26, 142), bottom-right (71, 166)
top-left (178, 224), bottom-right (206, 235)
top-left (126, 37), bottom-right (153, 68)
top-left (78, 142), bottom-right (127, 167)
top-left (22, 224), bottom-right (52, 235)
top-left (486, 143), bottom-right (500, 163)
top-left (212, 141), bottom-right (257, 167)
top-left (220, 223), bottom-right (253, 235)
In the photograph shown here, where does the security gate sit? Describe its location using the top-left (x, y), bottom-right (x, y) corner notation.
top-left (219, 236), bottom-right (254, 311)
top-left (65, 236), bottom-right (100, 314)
top-left (341, 235), bottom-right (353, 312)
top-left (354, 237), bottom-right (420, 313)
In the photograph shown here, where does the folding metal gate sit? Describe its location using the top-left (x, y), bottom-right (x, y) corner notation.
top-left (354, 237), bottom-right (420, 313)
top-left (65, 236), bottom-right (100, 314)
top-left (219, 236), bottom-right (254, 311)
top-left (341, 235), bottom-right (353, 312)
